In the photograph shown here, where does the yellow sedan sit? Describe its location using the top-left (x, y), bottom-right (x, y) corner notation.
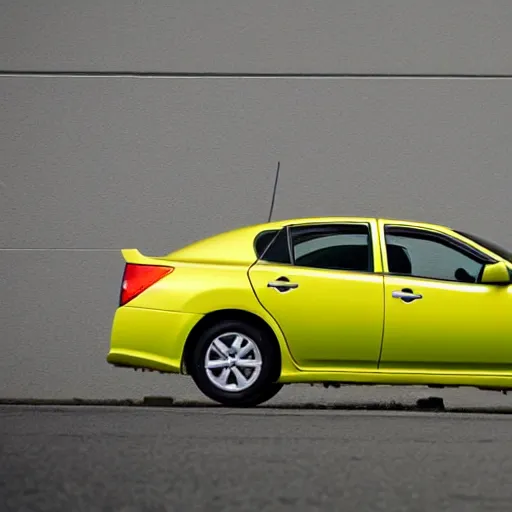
top-left (107, 217), bottom-right (512, 406)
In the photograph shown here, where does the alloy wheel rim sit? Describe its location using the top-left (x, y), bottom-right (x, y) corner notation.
top-left (204, 332), bottom-right (263, 392)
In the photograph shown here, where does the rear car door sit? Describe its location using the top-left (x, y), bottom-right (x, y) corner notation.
top-left (379, 223), bottom-right (512, 373)
top-left (248, 221), bottom-right (385, 371)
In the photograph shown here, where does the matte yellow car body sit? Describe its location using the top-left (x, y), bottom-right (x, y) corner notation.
top-left (107, 216), bottom-right (512, 391)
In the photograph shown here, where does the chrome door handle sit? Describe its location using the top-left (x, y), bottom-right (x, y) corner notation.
top-left (392, 289), bottom-right (423, 303)
top-left (268, 281), bottom-right (299, 289)
top-left (267, 277), bottom-right (298, 292)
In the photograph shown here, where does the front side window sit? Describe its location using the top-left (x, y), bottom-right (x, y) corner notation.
top-left (385, 227), bottom-right (492, 283)
top-left (290, 224), bottom-right (373, 272)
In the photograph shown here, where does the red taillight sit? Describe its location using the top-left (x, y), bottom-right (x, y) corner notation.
top-left (119, 264), bottom-right (174, 306)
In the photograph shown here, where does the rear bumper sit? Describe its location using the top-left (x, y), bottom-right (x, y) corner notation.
top-left (106, 306), bottom-right (203, 373)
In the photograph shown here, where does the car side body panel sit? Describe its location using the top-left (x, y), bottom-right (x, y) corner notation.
top-left (276, 369), bottom-right (512, 389)
top-left (380, 275), bottom-right (512, 373)
top-left (249, 262), bottom-right (385, 370)
top-left (108, 259), bottom-right (301, 376)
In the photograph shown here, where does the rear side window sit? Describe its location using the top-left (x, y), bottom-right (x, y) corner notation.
top-left (257, 228), bottom-right (292, 264)
top-left (254, 230), bottom-right (279, 258)
top-left (291, 224), bottom-right (373, 272)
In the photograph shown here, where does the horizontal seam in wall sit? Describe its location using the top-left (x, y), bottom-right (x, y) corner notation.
top-left (1, 71), bottom-right (512, 79)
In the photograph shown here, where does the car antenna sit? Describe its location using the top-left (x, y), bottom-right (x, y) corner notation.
top-left (267, 161), bottom-right (281, 222)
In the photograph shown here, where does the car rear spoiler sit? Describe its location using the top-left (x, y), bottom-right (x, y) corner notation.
top-left (121, 248), bottom-right (175, 267)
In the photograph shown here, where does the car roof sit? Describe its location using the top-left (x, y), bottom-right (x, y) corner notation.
top-left (263, 216), bottom-right (448, 231)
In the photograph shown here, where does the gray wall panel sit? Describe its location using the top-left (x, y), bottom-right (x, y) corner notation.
top-left (3, 77), bottom-right (512, 252)
top-left (1, 77), bottom-right (277, 252)
top-left (2, 0), bottom-right (512, 75)
top-left (270, 78), bottom-right (512, 247)
top-left (0, 249), bottom-right (205, 399)
top-left (1, 250), bottom-right (115, 398)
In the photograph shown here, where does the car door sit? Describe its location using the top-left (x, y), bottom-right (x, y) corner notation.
top-left (379, 222), bottom-right (512, 373)
top-left (248, 221), bottom-right (385, 370)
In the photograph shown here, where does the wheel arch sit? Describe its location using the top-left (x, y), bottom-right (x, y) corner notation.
top-left (181, 308), bottom-right (282, 381)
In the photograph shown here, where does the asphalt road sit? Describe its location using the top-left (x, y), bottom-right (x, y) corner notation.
top-left (2, 406), bottom-right (512, 512)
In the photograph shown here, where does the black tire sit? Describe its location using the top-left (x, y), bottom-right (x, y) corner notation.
top-left (188, 320), bottom-right (283, 407)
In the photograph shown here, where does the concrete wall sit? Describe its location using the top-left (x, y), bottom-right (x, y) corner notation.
top-left (2, 1), bottom-right (512, 398)
top-left (3, 0), bottom-right (512, 75)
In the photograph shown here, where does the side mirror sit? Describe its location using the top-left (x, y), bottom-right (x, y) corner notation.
top-left (480, 261), bottom-right (511, 285)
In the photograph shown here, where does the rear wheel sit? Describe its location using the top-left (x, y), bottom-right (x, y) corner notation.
top-left (188, 320), bottom-right (283, 407)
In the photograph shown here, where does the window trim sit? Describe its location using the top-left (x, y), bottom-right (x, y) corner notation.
top-left (383, 225), bottom-right (496, 284)
top-left (286, 226), bottom-right (294, 264)
top-left (455, 230), bottom-right (512, 263)
top-left (288, 222), bottom-right (375, 273)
